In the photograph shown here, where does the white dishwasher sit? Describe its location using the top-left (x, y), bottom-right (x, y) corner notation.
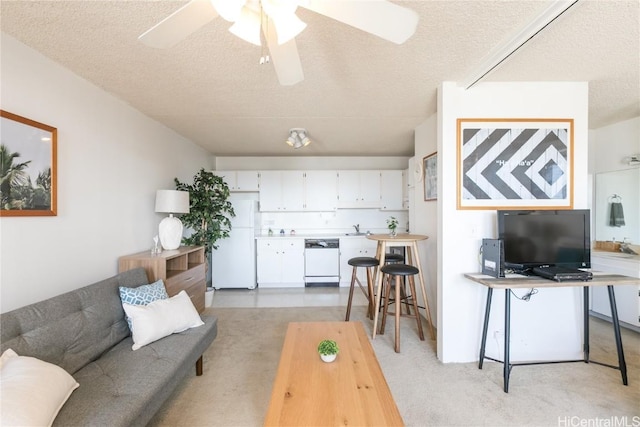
top-left (304, 239), bottom-right (340, 286)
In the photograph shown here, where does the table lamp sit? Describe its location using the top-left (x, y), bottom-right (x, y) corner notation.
top-left (155, 189), bottom-right (190, 250)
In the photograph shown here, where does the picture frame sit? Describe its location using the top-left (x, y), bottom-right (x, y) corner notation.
top-left (0, 110), bottom-right (57, 216)
top-left (457, 118), bottom-right (574, 210)
top-left (423, 151), bottom-right (437, 201)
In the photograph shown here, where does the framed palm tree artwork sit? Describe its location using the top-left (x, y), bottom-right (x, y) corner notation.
top-left (1, 110), bottom-right (57, 216)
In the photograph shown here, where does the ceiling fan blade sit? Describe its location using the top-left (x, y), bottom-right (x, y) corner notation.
top-left (264, 19), bottom-right (304, 86)
top-left (299, 0), bottom-right (418, 44)
top-left (139, 0), bottom-right (219, 49)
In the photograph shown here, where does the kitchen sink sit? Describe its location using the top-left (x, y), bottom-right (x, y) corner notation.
top-left (344, 232), bottom-right (366, 236)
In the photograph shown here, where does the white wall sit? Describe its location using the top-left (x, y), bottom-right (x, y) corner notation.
top-left (588, 117), bottom-right (640, 174)
top-left (437, 81), bottom-right (589, 363)
top-left (411, 116), bottom-right (438, 327)
top-left (0, 34), bottom-right (212, 313)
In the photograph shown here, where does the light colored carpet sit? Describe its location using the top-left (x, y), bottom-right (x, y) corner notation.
top-left (149, 306), bottom-right (640, 426)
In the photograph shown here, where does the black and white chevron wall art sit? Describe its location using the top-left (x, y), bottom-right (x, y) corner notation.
top-left (457, 119), bottom-right (574, 210)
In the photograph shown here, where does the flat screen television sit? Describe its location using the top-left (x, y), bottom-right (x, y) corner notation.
top-left (497, 209), bottom-right (591, 272)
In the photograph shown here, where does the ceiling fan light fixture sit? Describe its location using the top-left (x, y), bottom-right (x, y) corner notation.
top-left (229, 6), bottom-right (262, 46)
top-left (273, 14), bottom-right (307, 45)
top-left (261, 0), bottom-right (299, 17)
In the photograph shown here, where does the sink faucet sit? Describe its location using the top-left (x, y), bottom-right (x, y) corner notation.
top-left (620, 238), bottom-right (638, 255)
top-left (353, 224), bottom-right (360, 233)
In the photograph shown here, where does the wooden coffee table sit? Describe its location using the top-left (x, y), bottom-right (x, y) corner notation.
top-left (264, 321), bottom-right (403, 426)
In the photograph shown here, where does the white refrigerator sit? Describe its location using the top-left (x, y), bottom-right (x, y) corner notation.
top-left (211, 197), bottom-right (259, 289)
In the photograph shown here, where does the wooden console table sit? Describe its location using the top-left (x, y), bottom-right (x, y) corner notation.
top-left (264, 321), bottom-right (403, 426)
top-left (118, 246), bottom-right (206, 313)
top-left (465, 272), bottom-right (640, 392)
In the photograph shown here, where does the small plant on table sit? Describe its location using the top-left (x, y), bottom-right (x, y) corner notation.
top-left (317, 339), bottom-right (339, 362)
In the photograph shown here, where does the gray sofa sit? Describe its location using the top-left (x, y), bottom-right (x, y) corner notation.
top-left (0, 267), bottom-right (218, 426)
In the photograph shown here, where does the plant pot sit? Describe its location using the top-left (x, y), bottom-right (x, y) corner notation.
top-left (205, 287), bottom-right (215, 308)
top-left (389, 229), bottom-right (397, 237)
top-left (320, 353), bottom-right (337, 363)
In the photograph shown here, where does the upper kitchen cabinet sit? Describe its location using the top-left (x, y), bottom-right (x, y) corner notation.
top-left (259, 171), bottom-right (305, 211)
top-left (260, 170), bottom-right (337, 212)
top-left (380, 170), bottom-right (405, 211)
top-left (337, 170), bottom-right (381, 208)
top-left (213, 171), bottom-right (260, 192)
top-left (304, 171), bottom-right (338, 211)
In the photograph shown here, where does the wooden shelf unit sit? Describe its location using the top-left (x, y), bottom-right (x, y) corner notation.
top-left (118, 246), bottom-right (206, 313)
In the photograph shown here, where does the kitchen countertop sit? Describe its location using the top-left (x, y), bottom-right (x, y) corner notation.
top-left (255, 233), bottom-right (376, 239)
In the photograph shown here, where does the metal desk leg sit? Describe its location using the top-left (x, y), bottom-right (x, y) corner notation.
top-left (607, 285), bottom-right (628, 385)
top-left (503, 289), bottom-right (511, 393)
top-left (478, 287), bottom-right (493, 369)
top-left (583, 286), bottom-right (590, 362)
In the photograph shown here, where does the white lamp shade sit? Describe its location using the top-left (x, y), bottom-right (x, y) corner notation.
top-left (155, 190), bottom-right (189, 214)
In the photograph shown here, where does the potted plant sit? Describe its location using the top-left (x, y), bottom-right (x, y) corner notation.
top-left (174, 168), bottom-right (235, 286)
top-left (387, 216), bottom-right (398, 237)
top-left (317, 339), bottom-right (339, 363)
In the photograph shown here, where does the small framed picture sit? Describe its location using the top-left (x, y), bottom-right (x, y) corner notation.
top-left (0, 110), bottom-right (57, 216)
top-left (423, 152), bottom-right (437, 201)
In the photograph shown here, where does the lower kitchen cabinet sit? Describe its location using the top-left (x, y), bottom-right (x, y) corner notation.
top-left (590, 252), bottom-right (640, 329)
top-left (339, 237), bottom-right (378, 287)
top-left (257, 238), bottom-right (305, 287)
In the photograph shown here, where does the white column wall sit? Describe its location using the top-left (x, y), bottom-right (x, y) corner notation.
top-left (437, 81), bottom-right (589, 362)
top-left (0, 34), bottom-right (212, 313)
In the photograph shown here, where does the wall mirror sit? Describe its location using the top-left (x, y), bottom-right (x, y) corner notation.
top-left (594, 168), bottom-right (640, 245)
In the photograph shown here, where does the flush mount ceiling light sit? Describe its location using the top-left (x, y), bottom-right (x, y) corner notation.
top-left (285, 128), bottom-right (311, 149)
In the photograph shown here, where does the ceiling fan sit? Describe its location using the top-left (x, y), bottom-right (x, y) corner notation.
top-left (138, 0), bottom-right (419, 86)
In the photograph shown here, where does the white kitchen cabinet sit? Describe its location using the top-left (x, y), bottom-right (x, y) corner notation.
top-left (257, 238), bottom-right (305, 287)
top-left (590, 252), bottom-right (640, 329)
top-left (339, 237), bottom-right (379, 287)
top-left (402, 169), bottom-right (410, 209)
top-left (259, 171), bottom-right (305, 212)
top-left (337, 170), bottom-right (381, 208)
top-left (213, 170), bottom-right (259, 192)
top-left (304, 171), bottom-right (337, 211)
top-left (380, 170), bottom-right (404, 210)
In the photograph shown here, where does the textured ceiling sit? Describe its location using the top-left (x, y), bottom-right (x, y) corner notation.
top-left (1, 0), bottom-right (638, 157)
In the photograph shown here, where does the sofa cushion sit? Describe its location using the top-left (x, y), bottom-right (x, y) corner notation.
top-left (0, 268), bottom-right (150, 375)
top-left (123, 290), bottom-right (204, 350)
top-left (0, 349), bottom-right (79, 427)
top-left (52, 315), bottom-right (218, 427)
top-left (119, 279), bottom-right (169, 330)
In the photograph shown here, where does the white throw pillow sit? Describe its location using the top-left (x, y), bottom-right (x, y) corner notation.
top-left (122, 290), bottom-right (204, 350)
top-left (0, 348), bottom-right (79, 427)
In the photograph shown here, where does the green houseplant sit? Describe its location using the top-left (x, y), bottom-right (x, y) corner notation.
top-left (387, 216), bottom-right (398, 237)
top-left (174, 168), bottom-right (235, 278)
top-left (317, 339), bottom-right (339, 363)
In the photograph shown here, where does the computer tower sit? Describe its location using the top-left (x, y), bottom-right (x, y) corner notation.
top-left (482, 238), bottom-right (505, 278)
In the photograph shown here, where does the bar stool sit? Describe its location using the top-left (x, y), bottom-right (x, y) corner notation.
top-left (345, 257), bottom-right (379, 321)
top-left (383, 252), bottom-right (410, 314)
top-left (384, 253), bottom-right (404, 264)
top-left (379, 263), bottom-right (425, 352)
